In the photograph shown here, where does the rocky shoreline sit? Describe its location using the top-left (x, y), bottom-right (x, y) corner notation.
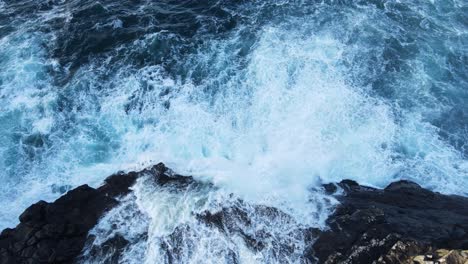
top-left (1, 163), bottom-right (467, 264)
top-left (310, 180), bottom-right (468, 263)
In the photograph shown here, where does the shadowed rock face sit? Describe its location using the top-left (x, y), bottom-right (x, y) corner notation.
top-left (0, 162), bottom-right (198, 264)
top-left (310, 180), bottom-right (468, 263)
top-left (0, 163), bottom-right (175, 264)
top-left (0, 184), bottom-right (118, 264)
top-left (0, 182), bottom-right (131, 263)
top-left (1, 164), bottom-right (468, 264)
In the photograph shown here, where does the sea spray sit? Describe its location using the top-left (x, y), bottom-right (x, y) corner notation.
top-left (0, 1), bottom-right (467, 262)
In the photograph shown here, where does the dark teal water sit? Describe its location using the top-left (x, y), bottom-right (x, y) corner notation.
top-left (0, 0), bottom-right (467, 262)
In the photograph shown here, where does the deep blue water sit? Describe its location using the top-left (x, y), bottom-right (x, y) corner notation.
top-left (0, 0), bottom-right (467, 262)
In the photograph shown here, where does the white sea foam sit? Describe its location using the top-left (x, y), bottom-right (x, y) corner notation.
top-left (1, 1), bottom-right (467, 262)
top-left (83, 174), bottom-right (329, 263)
top-left (87, 24), bottom-right (399, 224)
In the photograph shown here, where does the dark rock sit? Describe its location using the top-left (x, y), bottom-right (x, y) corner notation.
top-left (80, 234), bottom-right (129, 264)
top-left (339, 179), bottom-right (359, 188)
top-left (98, 171), bottom-right (139, 197)
top-left (322, 183), bottom-right (338, 194)
top-left (384, 180), bottom-right (422, 192)
top-left (310, 179), bottom-right (468, 263)
top-left (3, 165), bottom-right (468, 264)
top-left (196, 203), bottom-right (311, 255)
top-left (19, 201), bottom-right (47, 224)
top-left (197, 211), bottom-right (225, 231)
top-left (150, 162), bottom-right (196, 187)
top-left (0, 163), bottom-right (179, 264)
top-left (0, 184), bottom-right (115, 264)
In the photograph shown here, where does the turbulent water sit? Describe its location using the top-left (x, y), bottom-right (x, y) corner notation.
top-left (1, 0), bottom-right (467, 262)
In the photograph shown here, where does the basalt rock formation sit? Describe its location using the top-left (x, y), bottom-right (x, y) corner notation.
top-left (1, 164), bottom-right (467, 264)
top-left (0, 163), bottom-right (179, 264)
top-left (310, 180), bottom-right (468, 263)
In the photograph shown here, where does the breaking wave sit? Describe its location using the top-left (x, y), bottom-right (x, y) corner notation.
top-left (1, 0), bottom-right (467, 262)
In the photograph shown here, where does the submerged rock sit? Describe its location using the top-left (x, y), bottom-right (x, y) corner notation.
top-left (309, 180), bottom-right (468, 263)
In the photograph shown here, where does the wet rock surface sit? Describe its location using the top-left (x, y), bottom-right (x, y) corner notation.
top-left (1, 165), bottom-right (468, 264)
top-left (310, 180), bottom-right (468, 263)
top-left (196, 202), bottom-right (320, 258)
top-left (0, 163), bottom-right (172, 264)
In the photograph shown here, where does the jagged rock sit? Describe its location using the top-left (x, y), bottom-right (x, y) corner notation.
top-left (83, 234), bottom-right (130, 264)
top-left (310, 180), bottom-right (468, 264)
top-left (196, 202), bottom-right (320, 255)
top-left (0, 163), bottom-right (174, 264)
top-left (2, 165), bottom-right (468, 264)
top-left (0, 184), bottom-right (116, 264)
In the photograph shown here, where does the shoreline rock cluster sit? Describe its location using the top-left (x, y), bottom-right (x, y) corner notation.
top-left (0, 165), bottom-right (140, 264)
top-left (1, 163), bottom-right (467, 263)
top-left (310, 180), bottom-right (468, 263)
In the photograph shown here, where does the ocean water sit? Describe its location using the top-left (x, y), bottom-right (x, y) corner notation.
top-left (0, 0), bottom-right (467, 262)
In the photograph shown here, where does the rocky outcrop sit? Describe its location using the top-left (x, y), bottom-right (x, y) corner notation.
top-left (1, 163), bottom-right (468, 264)
top-left (0, 163), bottom-right (178, 264)
top-left (310, 180), bottom-right (468, 263)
